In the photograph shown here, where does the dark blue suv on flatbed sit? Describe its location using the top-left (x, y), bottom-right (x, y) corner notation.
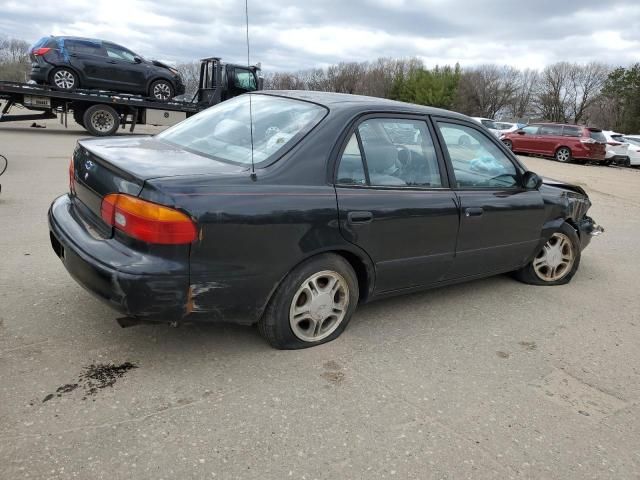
top-left (30, 36), bottom-right (185, 101)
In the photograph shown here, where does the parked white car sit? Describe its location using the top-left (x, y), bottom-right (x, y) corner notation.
top-left (471, 117), bottom-right (501, 137)
top-left (495, 121), bottom-right (520, 134)
top-left (602, 131), bottom-right (630, 166)
top-left (622, 137), bottom-right (640, 166)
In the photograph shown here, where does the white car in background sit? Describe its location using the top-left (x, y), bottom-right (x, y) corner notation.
top-left (622, 136), bottom-right (640, 166)
top-left (495, 121), bottom-right (521, 134)
top-left (471, 117), bottom-right (501, 137)
top-left (602, 131), bottom-right (630, 166)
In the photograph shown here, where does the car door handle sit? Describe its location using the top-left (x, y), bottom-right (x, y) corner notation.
top-left (348, 211), bottom-right (373, 224)
top-left (465, 207), bottom-right (484, 217)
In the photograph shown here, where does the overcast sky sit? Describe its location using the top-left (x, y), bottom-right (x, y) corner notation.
top-left (1, 0), bottom-right (639, 71)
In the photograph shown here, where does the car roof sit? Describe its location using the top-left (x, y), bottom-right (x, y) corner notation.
top-left (256, 90), bottom-right (471, 120)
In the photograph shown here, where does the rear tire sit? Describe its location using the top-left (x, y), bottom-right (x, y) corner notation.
top-left (514, 222), bottom-right (581, 286)
top-left (82, 104), bottom-right (120, 136)
top-left (50, 67), bottom-right (78, 91)
top-left (555, 147), bottom-right (572, 163)
top-left (149, 79), bottom-right (174, 101)
top-left (258, 254), bottom-right (359, 349)
top-left (502, 139), bottom-right (513, 150)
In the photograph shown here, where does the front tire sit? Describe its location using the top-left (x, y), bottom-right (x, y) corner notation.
top-left (514, 222), bottom-right (581, 286)
top-left (258, 254), bottom-right (359, 349)
top-left (82, 104), bottom-right (120, 136)
top-left (555, 147), bottom-right (572, 163)
top-left (50, 67), bottom-right (78, 90)
top-left (149, 79), bottom-right (174, 101)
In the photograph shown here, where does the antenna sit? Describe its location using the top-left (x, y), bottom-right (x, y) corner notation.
top-left (245, 0), bottom-right (257, 180)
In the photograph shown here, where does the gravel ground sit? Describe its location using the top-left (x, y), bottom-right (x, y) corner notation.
top-left (1, 118), bottom-right (639, 479)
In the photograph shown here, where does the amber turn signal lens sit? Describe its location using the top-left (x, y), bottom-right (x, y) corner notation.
top-left (100, 193), bottom-right (197, 244)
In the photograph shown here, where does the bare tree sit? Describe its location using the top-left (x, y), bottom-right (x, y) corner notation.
top-left (567, 62), bottom-right (609, 124)
top-left (534, 62), bottom-right (609, 123)
top-left (455, 65), bottom-right (519, 118)
top-left (0, 36), bottom-right (30, 82)
top-left (507, 69), bottom-right (538, 121)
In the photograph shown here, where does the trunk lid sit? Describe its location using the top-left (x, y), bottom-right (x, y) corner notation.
top-left (71, 135), bottom-right (247, 228)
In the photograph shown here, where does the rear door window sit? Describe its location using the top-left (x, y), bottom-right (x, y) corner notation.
top-left (539, 125), bottom-right (563, 136)
top-left (562, 126), bottom-right (582, 137)
top-left (335, 118), bottom-right (445, 188)
top-left (65, 39), bottom-right (104, 56)
top-left (336, 134), bottom-right (367, 185)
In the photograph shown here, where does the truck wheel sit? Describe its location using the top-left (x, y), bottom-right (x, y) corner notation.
top-left (149, 80), bottom-right (174, 101)
top-left (50, 68), bottom-right (78, 91)
top-left (83, 105), bottom-right (120, 136)
top-left (258, 254), bottom-right (359, 349)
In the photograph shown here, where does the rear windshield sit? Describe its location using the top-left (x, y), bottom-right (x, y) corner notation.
top-left (157, 95), bottom-right (327, 166)
top-left (588, 129), bottom-right (607, 143)
top-left (31, 37), bottom-right (52, 49)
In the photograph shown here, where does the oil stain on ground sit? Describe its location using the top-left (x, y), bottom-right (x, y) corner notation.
top-left (321, 360), bottom-right (345, 385)
top-left (41, 362), bottom-right (138, 403)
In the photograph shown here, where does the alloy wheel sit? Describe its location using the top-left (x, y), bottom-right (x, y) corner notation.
top-left (53, 70), bottom-right (75, 89)
top-left (556, 148), bottom-right (571, 163)
top-left (533, 233), bottom-right (575, 282)
top-left (153, 82), bottom-right (172, 100)
top-left (289, 270), bottom-right (349, 342)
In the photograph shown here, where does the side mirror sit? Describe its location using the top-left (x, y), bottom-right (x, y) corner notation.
top-left (522, 171), bottom-right (542, 190)
top-left (516, 130), bottom-right (525, 135)
top-left (133, 56), bottom-right (142, 64)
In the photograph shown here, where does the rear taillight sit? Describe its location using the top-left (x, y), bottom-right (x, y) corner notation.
top-left (607, 141), bottom-right (621, 146)
top-left (33, 47), bottom-right (51, 56)
top-left (68, 159), bottom-right (76, 194)
top-left (100, 193), bottom-right (197, 245)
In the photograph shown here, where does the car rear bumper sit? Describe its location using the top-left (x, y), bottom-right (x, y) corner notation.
top-left (30, 65), bottom-right (52, 83)
top-left (48, 194), bottom-right (189, 321)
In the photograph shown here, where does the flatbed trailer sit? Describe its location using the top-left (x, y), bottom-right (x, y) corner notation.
top-left (0, 57), bottom-right (261, 136)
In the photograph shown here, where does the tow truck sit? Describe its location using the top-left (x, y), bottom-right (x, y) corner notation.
top-left (0, 57), bottom-right (262, 136)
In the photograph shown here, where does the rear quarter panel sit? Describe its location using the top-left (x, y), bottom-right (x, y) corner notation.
top-left (142, 180), bottom-right (366, 325)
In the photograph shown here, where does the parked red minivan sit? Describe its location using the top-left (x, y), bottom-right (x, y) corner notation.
top-left (501, 123), bottom-right (607, 163)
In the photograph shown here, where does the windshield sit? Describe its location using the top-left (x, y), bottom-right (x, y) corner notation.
top-left (157, 95), bottom-right (327, 165)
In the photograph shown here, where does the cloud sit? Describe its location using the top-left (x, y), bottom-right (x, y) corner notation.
top-left (1, 0), bottom-right (639, 71)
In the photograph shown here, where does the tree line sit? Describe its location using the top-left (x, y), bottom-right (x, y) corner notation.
top-left (1, 35), bottom-right (638, 133)
top-left (167, 57), bottom-right (640, 134)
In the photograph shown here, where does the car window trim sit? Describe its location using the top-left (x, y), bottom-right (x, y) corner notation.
top-left (332, 112), bottom-right (451, 191)
top-left (431, 116), bottom-right (527, 191)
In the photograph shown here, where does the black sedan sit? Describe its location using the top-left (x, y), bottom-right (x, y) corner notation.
top-left (48, 91), bottom-right (603, 349)
top-left (30, 36), bottom-right (185, 101)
